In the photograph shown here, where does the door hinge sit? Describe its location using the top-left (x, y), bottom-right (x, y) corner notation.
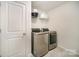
top-left (0, 29), bottom-right (1, 33)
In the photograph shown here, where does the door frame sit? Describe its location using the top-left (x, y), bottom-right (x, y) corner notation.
top-left (0, 2), bottom-right (1, 57)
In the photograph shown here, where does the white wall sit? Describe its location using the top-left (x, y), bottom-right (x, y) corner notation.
top-left (48, 2), bottom-right (79, 53)
top-left (32, 10), bottom-right (48, 28)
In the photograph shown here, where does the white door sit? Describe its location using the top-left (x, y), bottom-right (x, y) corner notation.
top-left (1, 2), bottom-right (26, 57)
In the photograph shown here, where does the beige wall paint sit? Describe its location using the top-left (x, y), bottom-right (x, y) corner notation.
top-left (48, 2), bottom-right (79, 53)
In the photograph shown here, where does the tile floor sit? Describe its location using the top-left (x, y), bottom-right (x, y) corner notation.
top-left (45, 47), bottom-right (79, 57)
top-left (30, 47), bottom-right (79, 57)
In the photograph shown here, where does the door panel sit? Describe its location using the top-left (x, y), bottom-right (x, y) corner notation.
top-left (8, 3), bottom-right (24, 32)
top-left (1, 2), bottom-right (26, 56)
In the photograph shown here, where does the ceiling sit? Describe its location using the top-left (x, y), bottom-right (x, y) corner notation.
top-left (32, 1), bottom-right (67, 12)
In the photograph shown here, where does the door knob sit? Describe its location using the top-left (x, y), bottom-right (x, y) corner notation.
top-left (23, 33), bottom-right (26, 36)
